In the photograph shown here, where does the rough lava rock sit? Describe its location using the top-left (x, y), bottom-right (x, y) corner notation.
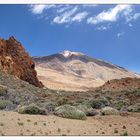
top-left (0, 36), bottom-right (43, 87)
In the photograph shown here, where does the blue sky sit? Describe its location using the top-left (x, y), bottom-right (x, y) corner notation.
top-left (0, 4), bottom-right (140, 73)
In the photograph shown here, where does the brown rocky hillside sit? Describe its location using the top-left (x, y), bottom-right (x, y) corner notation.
top-left (99, 77), bottom-right (140, 91)
top-left (0, 36), bottom-right (43, 87)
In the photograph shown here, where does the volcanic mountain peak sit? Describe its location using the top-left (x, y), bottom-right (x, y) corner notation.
top-left (60, 50), bottom-right (84, 58)
top-left (33, 50), bottom-right (140, 91)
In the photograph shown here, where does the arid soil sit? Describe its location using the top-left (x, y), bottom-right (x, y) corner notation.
top-left (0, 111), bottom-right (140, 136)
top-left (36, 66), bottom-right (104, 91)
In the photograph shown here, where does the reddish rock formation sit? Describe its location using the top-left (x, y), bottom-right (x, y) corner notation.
top-left (100, 77), bottom-right (140, 91)
top-left (0, 36), bottom-right (43, 88)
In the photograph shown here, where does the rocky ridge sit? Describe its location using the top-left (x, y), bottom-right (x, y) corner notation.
top-left (0, 36), bottom-right (43, 87)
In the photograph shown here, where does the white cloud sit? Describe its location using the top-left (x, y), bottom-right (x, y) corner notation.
top-left (117, 32), bottom-right (124, 38)
top-left (87, 5), bottom-right (132, 24)
top-left (29, 4), bottom-right (56, 14)
top-left (28, 5), bottom-right (93, 25)
top-left (133, 13), bottom-right (140, 20)
top-left (128, 23), bottom-right (133, 27)
top-left (126, 13), bottom-right (140, 22)
top-left (56, 5), bottom-right (71, 13)
top-left (28, 4), bottom-right (140, 27)
top-left (96, 24), bottom-right (111, 30)
top-left (72, 12), bottom-right (88, 22)
top-left (53, 7), bottom-right (78, 24)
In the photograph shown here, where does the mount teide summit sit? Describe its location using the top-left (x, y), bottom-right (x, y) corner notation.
top-left (33, 50), bottom-right (139, 91)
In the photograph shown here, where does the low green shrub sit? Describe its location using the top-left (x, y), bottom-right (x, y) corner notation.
top-left (0, 100), bottom-right (12, 110)
top-left (40, 101), bottom-right (58, 112)
top-left (77, 104), bottom-right (98, 116)
top-left (127, 103), bottom-right (140, 112)
top-left (0, 86), bottom-right (7, 96)
top-left (101, 107), bottom-right (119, 115)
top-left (66, 100), bottom-right (76, 106)
top-left (114, 129), bottom-right (118, 133)
top-left (122, 131), bottom-right (128, 136)
top-left (17, 122), bottom-right (24, 126)
top-left (114, 100), bottom-right (130, 110)
top-left (76, 98), bottom-right (87, 104)
top-left (89, 97), bottom-right (109, 109)
top-left (57, 97), bottom-right (68, 106)
top-left (123, 88), bottom-right (140, 97)
top-left (106, 96), bottom-right (112, 101)
top-left (54, 104), bottom-right (86, 120)
top-left (80, 100), bottom-right (92, 108)
top-left (134, 89), bottom-right (140, 97)
top-left (18, 103), bottom-right (46, 115)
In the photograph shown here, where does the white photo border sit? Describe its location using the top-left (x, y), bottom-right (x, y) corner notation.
top-left (0, 0), bottom-right (140, 4)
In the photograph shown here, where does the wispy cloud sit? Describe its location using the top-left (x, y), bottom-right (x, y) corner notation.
top-left (28, 4), bottom-right (93, 25)
top-left (133, 13), bottom-right (140, 20)
top-left (128, 23), bottom-right (133, 27)
top-left (126, 13), bottom-right (140, 22)
top-left (117, 32), bottom-right (124, 38)
top-left (87, 5), bottom-right (132, 24)
top-left (28, 4), bottom-right (140, 29)
top-left (29, 4), bottom-right (56, 14)
top-left (53, 7), bottom-right (78, 24)
top-left (71, 12), bottom-right (88, 22)
top-left (96, 24), bottom-right (111, 31)
top-left (56, 5), bottom-right (71, 13)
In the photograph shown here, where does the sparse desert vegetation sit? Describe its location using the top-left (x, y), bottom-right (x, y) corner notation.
top-left (0, 111), bottom-right (139, 136)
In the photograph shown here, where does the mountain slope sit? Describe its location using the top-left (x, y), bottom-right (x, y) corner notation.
top-left (33, 50), bottom-right (139, 91)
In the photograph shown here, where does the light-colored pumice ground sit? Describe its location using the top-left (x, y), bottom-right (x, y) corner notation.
top-left (0, 111), bottom-right (140, 136)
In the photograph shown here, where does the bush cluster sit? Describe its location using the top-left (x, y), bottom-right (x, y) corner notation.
top-left (54, 104), bottom-right (86, 120)
top-left (18, 103), bottom-right (46, 115)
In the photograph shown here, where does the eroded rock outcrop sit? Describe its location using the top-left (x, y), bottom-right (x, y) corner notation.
top-left (0, 36), bottom-right (43, 87)
top-left (100, 77), bottom-right (140, 91)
